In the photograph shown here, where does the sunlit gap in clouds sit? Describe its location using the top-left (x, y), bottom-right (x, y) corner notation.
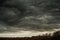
top-left (0, 27), bottom-right (59, 37)
top-left (0, 24), bottom-right (60, 37)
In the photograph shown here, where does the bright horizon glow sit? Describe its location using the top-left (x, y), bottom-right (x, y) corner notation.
top-left (0, 29), bottom-right (59, 37)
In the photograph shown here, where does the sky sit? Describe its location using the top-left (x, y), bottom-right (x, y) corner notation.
top-left (0, 0), bottom-right (60, 37)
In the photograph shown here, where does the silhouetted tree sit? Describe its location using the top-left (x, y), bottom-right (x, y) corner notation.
top-left (52, 31), bottom-right (60, 40)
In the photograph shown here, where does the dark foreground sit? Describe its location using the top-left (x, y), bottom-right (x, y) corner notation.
top-left (0, 31), bottom-right (60, 40)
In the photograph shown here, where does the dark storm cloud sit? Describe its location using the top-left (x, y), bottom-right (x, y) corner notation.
top-left (0, 0), bottom-right (60, 32)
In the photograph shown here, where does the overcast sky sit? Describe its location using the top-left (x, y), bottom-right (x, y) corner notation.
top-left (0, 0), bottom-right (60, 37)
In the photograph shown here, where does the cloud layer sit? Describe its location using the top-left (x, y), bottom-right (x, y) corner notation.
top-left (0, 0), bottom-right (60, 32)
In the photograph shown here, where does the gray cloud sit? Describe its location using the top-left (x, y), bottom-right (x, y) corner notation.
top-left (0, 0), bottom-right (60, 32)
